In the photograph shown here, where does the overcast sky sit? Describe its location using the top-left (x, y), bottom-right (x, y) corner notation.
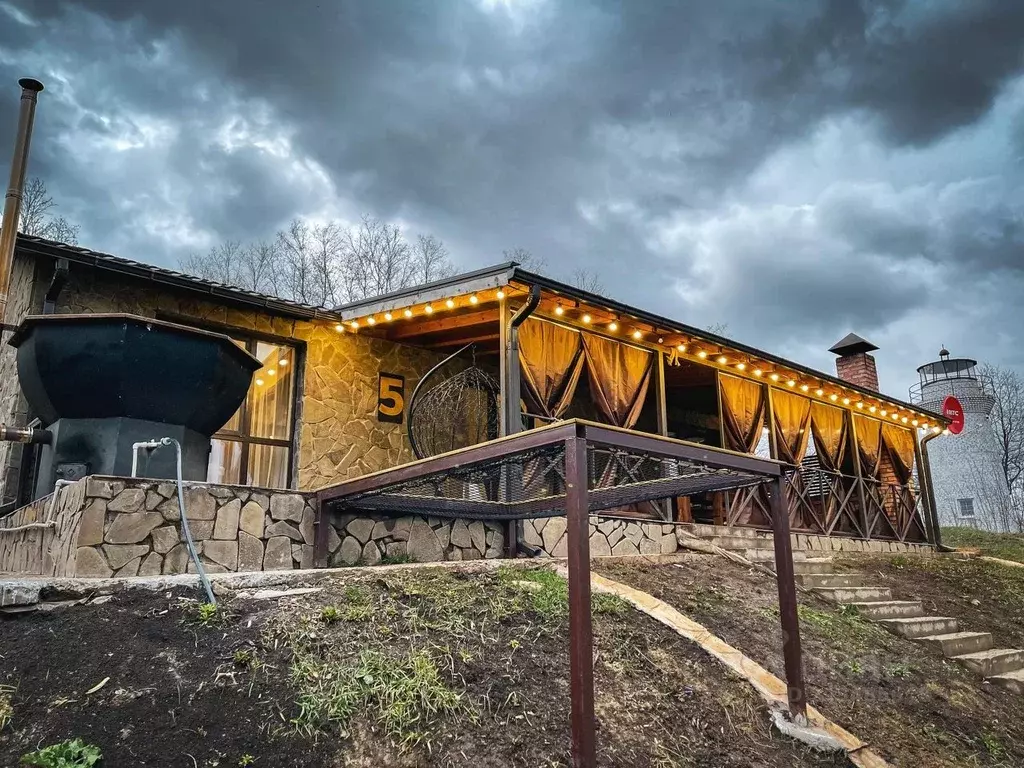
top-left (1, 0), bottom-right (1022, 396)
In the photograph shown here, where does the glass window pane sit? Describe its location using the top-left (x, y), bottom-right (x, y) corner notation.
top-left (208, 439), bottom-right (243, 484)
top-left (248, 342), bottom-right (295, 440)
top-left (221, 338), bottom-right (250, 433)
top-left (247, 443), bottom-right (289, 489)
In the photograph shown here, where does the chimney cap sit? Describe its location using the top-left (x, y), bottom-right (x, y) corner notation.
top-left (829, 332), bottom-right (878, 356)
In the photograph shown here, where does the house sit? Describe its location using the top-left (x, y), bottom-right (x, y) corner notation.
top-left (1, 233), bottom-right (946, 551)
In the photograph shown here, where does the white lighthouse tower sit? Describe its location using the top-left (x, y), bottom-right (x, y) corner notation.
top-left (911, 349), bottom-right (1011, 532)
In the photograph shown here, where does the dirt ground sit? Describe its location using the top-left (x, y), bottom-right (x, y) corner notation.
top-left (1, 565), bottom-right (843, 768)
top-left (598, 555), bottom-right (1024, 768)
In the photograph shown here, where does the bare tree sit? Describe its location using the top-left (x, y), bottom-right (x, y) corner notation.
top-left (14, 177), bottom-right (80, 245)
top-left (570, 268), bottom-right (604, 294)
top-left (240, 239), bottom-right (281, 296)
top-left (340, 215), bottom-right (416, 301)
top-left (981, 363), bottom-right (1024, 506)
top-left (503, 247), bottom-right (547, 271)
top-left (180, 241), bottom-right (245, 286)
top-left (414, 234), bottom-right (455, 285)
top-left (705, 322), bottom-right (730, 336)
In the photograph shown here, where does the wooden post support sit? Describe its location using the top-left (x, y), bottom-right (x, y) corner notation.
top-left (769, 475), bottom-right (807, 722)
top-left (847, 412), bottom-right (871, 539)
top-left (565, 434), bottom-right (596, 768)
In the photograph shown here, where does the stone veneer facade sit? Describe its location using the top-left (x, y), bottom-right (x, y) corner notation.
top-left (0, 476), bottom-right (507, 577)
top-left (522, 516), bottom-right (680, 558)
top-left (0, 252), bottom-right (453, 503)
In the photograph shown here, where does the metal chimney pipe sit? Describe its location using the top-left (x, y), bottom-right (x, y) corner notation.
top-left (0, 78), bottom-right (45, 325)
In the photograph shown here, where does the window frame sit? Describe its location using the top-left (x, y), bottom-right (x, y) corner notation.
top-left (957, 497), bottom-right (976, 518)
top-left (156, 311), bottom-right (305, 489)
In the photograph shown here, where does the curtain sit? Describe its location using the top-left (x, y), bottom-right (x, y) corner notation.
top-left (772, 388), bottom-right (812, 465)
top-left (719, 375), bottom-right (766, 453)
top-left (582, 333), bottom-right (653, 428)
top-left (518, 318), bottom-right (585, 419)
top-left (810, 402), bottom-right (847, 473)
top-left (853, 414), bottom-right (883, 479)
top-left (882, 423), bottom-right (916, 484)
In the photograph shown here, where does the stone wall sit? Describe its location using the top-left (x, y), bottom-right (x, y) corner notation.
top-left (0, 254), bottom-right (41, 503)
top-left (30, 262), bottom-right (451, 491)
top-left (0, 479), bottom-right (88, 576)
top-left (522, 516), bottom-right (680, 558)
top-left (1, 476), bottom-right (505, 577)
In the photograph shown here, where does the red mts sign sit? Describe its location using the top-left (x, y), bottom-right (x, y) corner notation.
top-left (943, 395), bottom-right (965, 435)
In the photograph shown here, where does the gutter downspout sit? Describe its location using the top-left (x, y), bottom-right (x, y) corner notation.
top-left (919, 430), bottom-right (954, 552)
top-left (503, 284), bottom-right (541, 558)
top-left (0, 78), bottom-right (44, 327)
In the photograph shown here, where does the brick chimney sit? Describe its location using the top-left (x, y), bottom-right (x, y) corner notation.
top-left (829, 333), bottom-right (879, 391)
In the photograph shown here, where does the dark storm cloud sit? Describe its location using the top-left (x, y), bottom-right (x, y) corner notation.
top-left (1, 0), bottom-right (1023, 389)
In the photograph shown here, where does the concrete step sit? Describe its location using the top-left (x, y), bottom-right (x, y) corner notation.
top-left (846, 600), bottom-right (925, 620)
top-left (878, 616), bottom-right (959, 639)
top-left (918, 631), bottom-right (994, 658)
top-left (953, 649), bottom-right (1024, 677)
top-left (988, 668), bottom-right (1024, 695)
top-left (791, 559), bottom-right (834, 575)
top-left (794, 572), bottom-right (869, 589)
top-left (707, 536), bottom-right (774, 551)
top-left (814, 586), bottom-right (893, 603)
top-left (689, 524), bottom-right (762, 539)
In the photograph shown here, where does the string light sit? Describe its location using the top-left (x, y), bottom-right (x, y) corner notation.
top-left (469, 295), bottom-right (479, 305)
top-left (800, 384), bottom-right (809, 392)
top-left (424, 304), bottom-right (434, 314)
top-left (830, 394), bottom-right (838, 402)
top-left (446, 298), bottom-right (455, 309)
top-left (334, 324), bottom-right (344, 332)
top-left (869, 406), bottom-right (876, 413)
top-left (267, 369), bottom-right (276, 376)
top-left (912, 419), bottom-right (919, 427)
top-left (901, 416), bottom-right (909, 424)
top-left (786, 379), bottom-right (796, 387)
top-left (933, 426), bottom-right (942, 434)
top-left (880, 409), bottom-right (887, 416)
top-left (255, 378), bottom-right (264, 386)
top-left (367, 317), bottom-right (376, 325)
top-left (582, 314), bottom-right (592, 324)
top-left (632, 329), bottom-right (643, 340)
top-left (697, 350), bottom-right (707, 359)
top-left (717, 355), bottom-right (727, 365)
top-left (856, 402), bottom-right (863, 409)
top-left (891, 412), bottom-right (899, 420)
top-left (349, 321), bottom-right (359, 330)
top-left (677, 343), bottom-right (686, 353)
top-left (815, 388), bottom-right (824, 396)
top-left (404, 309), bottom-right (413, 318)
top-left (555, 305), bottom-right (564, 316)
top-left (496, 289), bottom-right (505, 300)
top-left (384, 312), bottom-right (393, 322)
top-left (769, 373), bottom-right (779, 382)
top-left (609, 321), bottom-right (619, 332)
top-left (842, 397), bottom-right (850, 405)
top-left (753, 368), bottom-right (763, 377)
top-left (736, 363), bottom-right (746, 371)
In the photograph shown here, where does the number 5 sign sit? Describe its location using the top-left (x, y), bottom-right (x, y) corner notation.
top-left (377, 372), bottom-right (405, 424)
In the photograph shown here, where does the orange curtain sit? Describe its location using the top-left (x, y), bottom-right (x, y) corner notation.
top-left (719, 374), bottom-right (765, 453)
top-left (810, 402), bottom-right (847, 473)
top-left (853, 415), bottom-right (882, 479)
top-left (772, 388), bottom-right (812, 465)
top-left (882, 423), bottom-right (916, 484)
top-left (518, 318), bottom-right (585, 419)
top-left (582, 333), bottom-right (653, 428)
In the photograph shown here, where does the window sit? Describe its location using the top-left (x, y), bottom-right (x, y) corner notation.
top-left (207, 339), bottom-right (297, 488)
top-left (957, 498), bottom-right (975, 518)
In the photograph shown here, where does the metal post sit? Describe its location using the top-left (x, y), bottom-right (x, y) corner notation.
top-left (565, 434), bottom-right (596, 768)
top-left (0, 78), bottom-right (44, 325)
top-left (769, 475), bottom-right (807, 722)
top-left (655, 350), bottom-right (672, 521)
top-left (313, 495), bottom-right (331, 567)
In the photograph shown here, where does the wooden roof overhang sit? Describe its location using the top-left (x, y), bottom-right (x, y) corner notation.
top-left (335, 263), bottom-right (950, 432)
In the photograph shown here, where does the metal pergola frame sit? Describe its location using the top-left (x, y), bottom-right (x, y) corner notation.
top-left (313, 419), bottom-right (806, 768)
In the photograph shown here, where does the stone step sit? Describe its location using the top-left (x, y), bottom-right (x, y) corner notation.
top-left (814, 586), bottom-right (893, 603)
top-left (848, 600), bottom-right (925, 620)
top-left (707, 536), bottom-right (774, 551)
top-left (791, 559), bottom-right (834, 575)
top-left (953, 649), bottom-right (1024, 677)
top-left (878, 616), bottom-right (959, 639)
top-left (988, 668), bottom-right (1024, 695)
top-left (794, 572), bottom-right (869, 589)
top-left (918, 631), bottom-right (994, 658)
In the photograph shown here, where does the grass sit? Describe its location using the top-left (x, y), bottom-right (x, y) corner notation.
top-left (290, 647), bottom-right (467, 748)
top-left (795, 604), bottom-right (888, 651)
top-left (941, 526), bottom-right (1024, 563)
top-left (20, 738), bottom-right (102, 767)
top-left (0, 684), bottom-right (13, 731)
